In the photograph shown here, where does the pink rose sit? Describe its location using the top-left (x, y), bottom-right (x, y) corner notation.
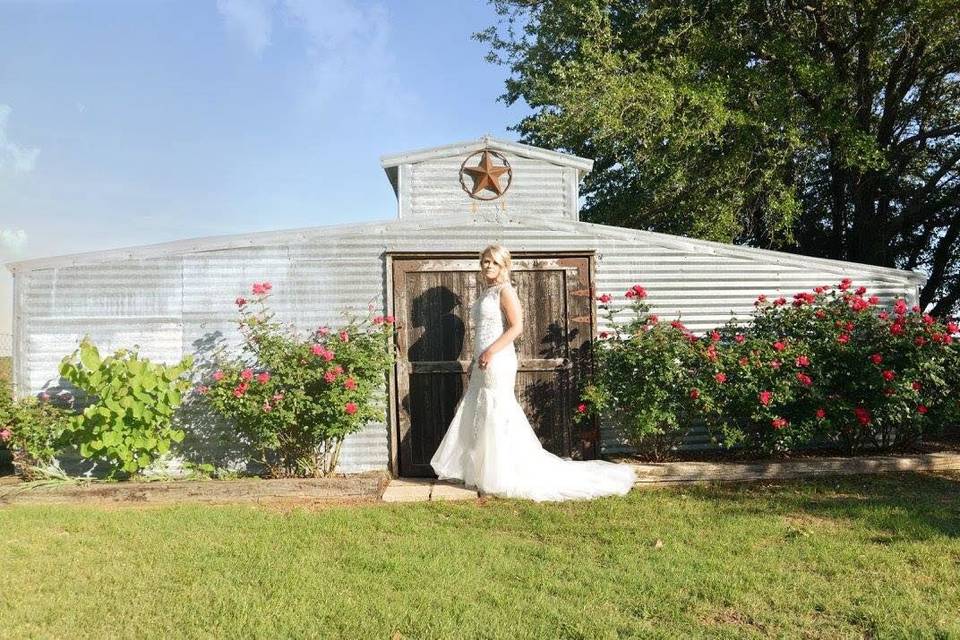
top-left (345, 402), bottom-right (358, 415)
top-left (597, 293), bottom-right (612, 304)
top-left (344, 378), bottom-right (358, 390)
top-left (758, 390), bottom-right (772, 406)
top-left (213, 370), bottom-right (225, 381)
top-left (714, 372), bottom-right (727, 384)
top-left (240, 368), bottom-right (253, 381)
top-left (0, 428), bottom-right (11, 442)
top-left (339, 331), bottom-right (350, 342)
top-left (256, 372), bottom-right (270, 384)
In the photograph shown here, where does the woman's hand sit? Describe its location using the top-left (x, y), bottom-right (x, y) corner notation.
top-left (478, 348), bottom-right (495, 369)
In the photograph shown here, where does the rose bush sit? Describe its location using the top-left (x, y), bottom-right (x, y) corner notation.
top-left (579, 278), bottom-right (959, 458)
top-left (693, 279), bottom-right (959, 453)
top-left (0, 378), bottom-right (72, 480)
top-left (201, 281), bottom-right (395, 478)
top-left (576, 285), bottom-right (700, 460)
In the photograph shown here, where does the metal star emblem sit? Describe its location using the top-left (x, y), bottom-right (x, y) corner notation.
top-left (459, 150), bottom-right (512, 200)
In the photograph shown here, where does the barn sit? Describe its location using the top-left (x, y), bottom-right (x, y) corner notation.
top-left (5, 136), bottom-right (928, 476)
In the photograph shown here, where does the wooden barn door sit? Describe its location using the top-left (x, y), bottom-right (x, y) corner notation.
top-left (390, 253), bottom-right (597, 477)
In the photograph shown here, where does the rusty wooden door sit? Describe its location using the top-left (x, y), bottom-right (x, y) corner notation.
top-left (390, 253), bottom-right (597, 477)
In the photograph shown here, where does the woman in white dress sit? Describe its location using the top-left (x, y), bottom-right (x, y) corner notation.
top-left (430, 244), bottom-right (636, 502)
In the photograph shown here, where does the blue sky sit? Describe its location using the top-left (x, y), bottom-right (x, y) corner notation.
top-left (0, 0), bottom-right (532, 334)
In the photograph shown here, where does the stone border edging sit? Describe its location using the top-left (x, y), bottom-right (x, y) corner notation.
top-left (626, 451), bottom-right (960, 486)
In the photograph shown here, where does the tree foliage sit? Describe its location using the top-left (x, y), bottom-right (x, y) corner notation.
top-left (478, 0), bottom-right (960, 315)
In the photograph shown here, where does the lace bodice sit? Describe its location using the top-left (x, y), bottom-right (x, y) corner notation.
top-left (471, 282), bottom-right (511, 357)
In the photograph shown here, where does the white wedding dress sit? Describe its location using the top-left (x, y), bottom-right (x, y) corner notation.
top-left (430, 282), bottom-right (636, 502)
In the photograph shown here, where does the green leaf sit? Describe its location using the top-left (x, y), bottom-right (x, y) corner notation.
top-left (80, 342), bottom-right (102, 371)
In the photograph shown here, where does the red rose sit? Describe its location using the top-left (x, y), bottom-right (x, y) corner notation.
top-left (597, 293), bottom-right (612, 304)
top-left (345, 402), bottom-right (358, 415)
top-left (773, 340), bottom-right (786, 351)
top-left (854, 406), bottom-right (872, 426)
top-left (917, 404), bottom-right (929, 414)
top-left (689, 388), bottom-right (700, 400)
top-left (735, 334), bottom-right (745, 343)
top-left (771, 417), bottom-right (788, 430)
top-left (795, 355), bottom-right (810, 367)
top-left (815, 408), bottom-right (826, 419)
top-left (870, 353), bottom-right (882, 365)
top-left (235, 296), bottom-right (247, 307)
top-left (344, 378), bottom-right (358, 390)
top-left (710, 331), bottom-right (721, 343)
top-left (240, 368), bottom-right (253, 381)
top-left (577, 403), bottom-right (587, 413)
top-left (256, 372), bottom-right (270, 384)
top-left (759, 390), bottom-right (772, 406)
top-left (837, 333), bottom-right (850, 344)
top-left (714, 372), bottom-right (727, 383)
top-left (882, 370), bottom-right (896, 381)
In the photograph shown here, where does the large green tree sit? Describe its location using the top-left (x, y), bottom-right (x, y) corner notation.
top-left (478, 0), bottom-right (960, 316)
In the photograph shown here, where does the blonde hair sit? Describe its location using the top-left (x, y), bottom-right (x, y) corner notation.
top-left (479, 244), bottom-right (512, 286)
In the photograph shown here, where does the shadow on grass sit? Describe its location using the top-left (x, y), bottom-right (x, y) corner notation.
top-left (681, 471), bottom-right (960, 541)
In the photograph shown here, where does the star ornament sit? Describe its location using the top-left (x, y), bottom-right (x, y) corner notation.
top-left (459, 150), bottom-right (512, 200)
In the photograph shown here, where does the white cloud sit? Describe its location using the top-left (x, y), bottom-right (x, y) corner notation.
top-left (0, 105), bottom-right (40, 174)
top-left (283, 0), bottom-right (417, 115)
top-left (0, 228), bottom-right (28, 256)
top-left (216, 0), bottom-right (417, 117)
top-left (217, 0), bottom-right (276, 56)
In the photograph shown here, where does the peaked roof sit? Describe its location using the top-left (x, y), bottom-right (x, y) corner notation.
top-left (379, 135), bottom-right (594, 195)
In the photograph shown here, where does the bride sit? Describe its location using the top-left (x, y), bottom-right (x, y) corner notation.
top-left (430, 244), bottom-right (636, 502)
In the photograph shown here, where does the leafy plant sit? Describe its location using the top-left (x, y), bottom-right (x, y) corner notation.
top-left (58, 337), bottom-right (194, 477)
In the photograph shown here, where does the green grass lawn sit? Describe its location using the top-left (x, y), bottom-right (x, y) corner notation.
top-left (2, 472), bottom-right (959, 640)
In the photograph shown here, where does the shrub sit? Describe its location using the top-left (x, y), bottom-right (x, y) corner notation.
top-left (696, 280), bottom-right (959, 454)
top-left (576, 285), bottom-right (700, 460)
top-left (0, 378), bottom-right (72, 480)
top-left (201, 282), bottom-right (395, 478)
top-left (58, 337), bottom-right (194, 478)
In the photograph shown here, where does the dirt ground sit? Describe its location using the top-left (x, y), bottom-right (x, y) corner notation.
top-left (0, 470), bottom-right (391, 509)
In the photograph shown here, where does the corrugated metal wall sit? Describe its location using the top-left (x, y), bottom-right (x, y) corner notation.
top-left (10, 213), bottom-right (924, 472)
